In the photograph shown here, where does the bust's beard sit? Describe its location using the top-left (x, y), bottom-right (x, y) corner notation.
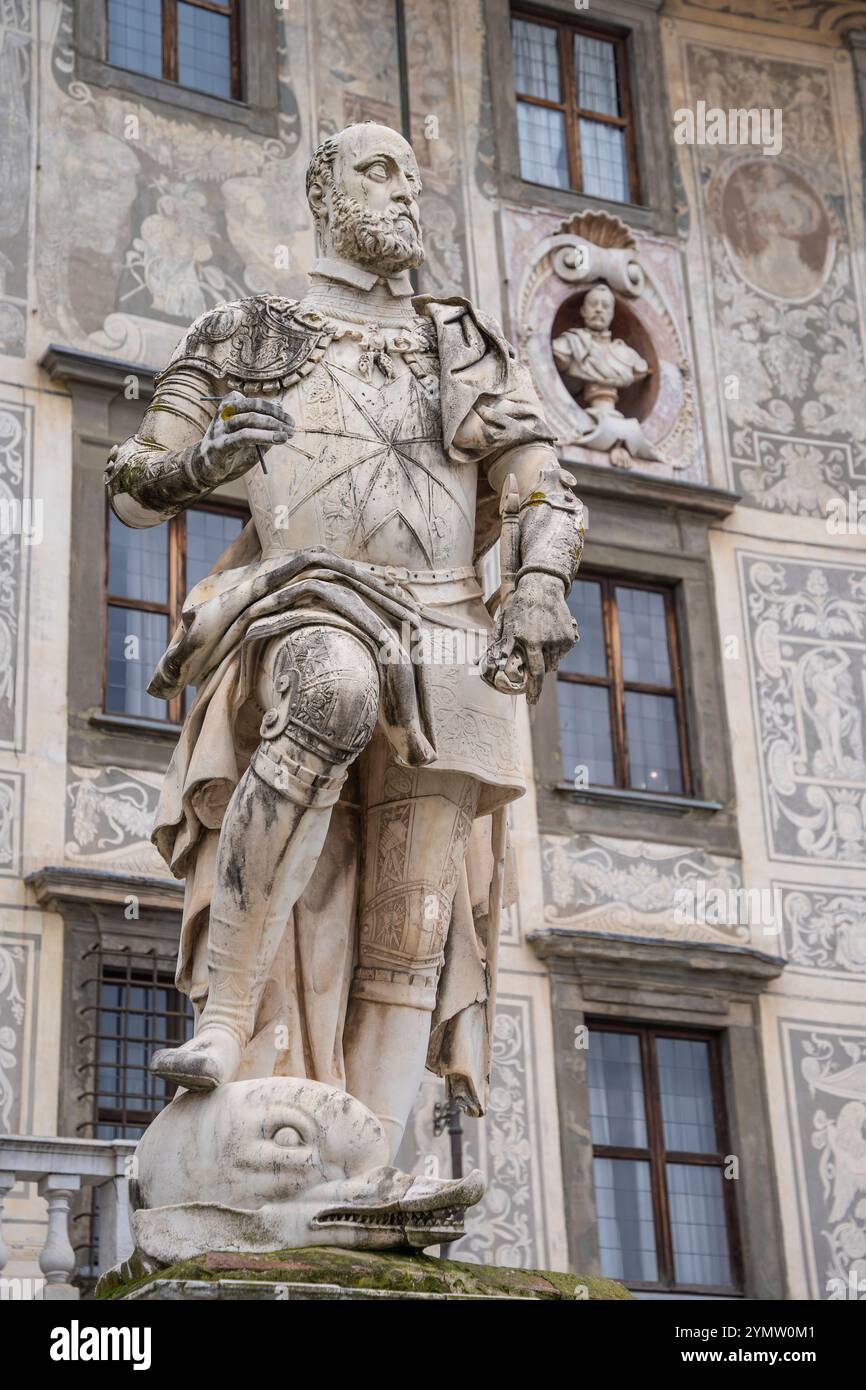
top-left (327, 192), bottom-right (424, 275)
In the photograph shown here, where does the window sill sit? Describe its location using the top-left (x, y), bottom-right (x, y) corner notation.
top-left (554, 783), bottom-right (722, 816)
top-left (76, 56), bottom-right (279, 137)
top-left (499, 175), bottom-right (675, 236)
top-left (90, 713), bottom-right (181, 742)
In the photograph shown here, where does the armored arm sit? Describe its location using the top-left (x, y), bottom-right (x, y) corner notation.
top-left (487, 444), bottom-right (585, 596)
top-left (482, 444), bottom-right (585, 702)
top-left (106, 298), bottom-right (304, 528)
top-left (106, 370), bottom-right (294, 528)
top-left (106, 367), bottom-right (226, 527)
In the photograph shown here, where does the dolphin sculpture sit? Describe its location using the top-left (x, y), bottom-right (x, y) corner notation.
top-left (130, 1076), bottom-right (483, 1264)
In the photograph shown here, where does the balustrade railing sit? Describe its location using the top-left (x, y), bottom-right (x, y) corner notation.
top-left (0, 1135), bottom-right (137, 1299)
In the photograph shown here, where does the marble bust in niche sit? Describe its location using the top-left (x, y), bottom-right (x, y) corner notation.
top-left (552, 282), bottom-right (663, 470)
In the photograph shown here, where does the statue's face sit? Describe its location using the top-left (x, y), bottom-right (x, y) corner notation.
top-left (316, 124), bottom-right (424, 275)
top-left (581, 286), bottom-right (616, 333)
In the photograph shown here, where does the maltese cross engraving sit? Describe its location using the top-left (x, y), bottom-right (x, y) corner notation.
top-left (260, 355), bottom-right (478, 569)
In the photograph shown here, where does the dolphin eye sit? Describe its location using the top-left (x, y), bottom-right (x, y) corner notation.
top-left (272, 1125), bottom-right (305, 1148)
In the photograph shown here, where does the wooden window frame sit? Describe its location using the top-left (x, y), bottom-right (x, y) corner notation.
top-left (89, 960), bottom-right (192, 1135)
top-left (559, 572), bottom-right (692, 796)
top-left (511, 7), bottom-right (640, 202)
top-left (588, 1019), bottom-right (744, 1297)
top-left (106, 0), bottom-right (242, 100)
top-left (104, 498), bottom-right (247, 726)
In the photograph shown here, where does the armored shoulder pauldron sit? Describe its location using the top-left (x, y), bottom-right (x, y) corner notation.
top-left (158, 295), bottom-right (335, 395)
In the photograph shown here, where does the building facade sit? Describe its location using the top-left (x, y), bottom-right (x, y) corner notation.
top-left (1, 0), bottom-right (865, 1300)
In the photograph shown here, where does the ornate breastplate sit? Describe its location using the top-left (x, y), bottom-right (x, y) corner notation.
top-left (246, 308), bottom-right (479, 573)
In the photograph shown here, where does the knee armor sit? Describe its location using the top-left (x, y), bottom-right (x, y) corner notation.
top-left (252, 625), bottom-right (379, 807)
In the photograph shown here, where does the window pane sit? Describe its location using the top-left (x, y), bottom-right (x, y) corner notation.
top-left (574, 33), bottom-right (620, 117)
top-left (186, 508), bottom-right (244, 592)
top-left (107, 606), bottom-right (169, 720)
top-left (512, 19), bottom-right (560, 101)
top-left (616, 586), bottom-right (672, 686)
top-left (178, 2), bottom-right (233, 99)
top-left (667, 1163), bottom-right (732, 1288)
top-left (593, 1157), bottom-right (658, 1283)
top-left (107, 0), bottom-right (163, 80)
top-left (98, 975), bottom-right (194, 1139)
top-left (561, 579), bottom-right (606, 677)
top-left (657, 1037), bottom-right (718, 1153)
top-left (558, 681), bottom-right (615, 787)
top-left (589, 1030), bottom-right (648, 1148)
top-left (108, 511), bottom-right (168, 604)
top-left (625, 691), bottom-right (683, 793)
top-left (579, 117), bottom-right (630, 203)
top-left (517, 101), bottom-right (569, 189)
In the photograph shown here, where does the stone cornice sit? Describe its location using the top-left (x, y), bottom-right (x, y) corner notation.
top-left (26, 865), bottom-right (183, 913)
top-left (563, 460), bottom-right (741, 517)
top-left (39, 345), bottom-right (157, 398)
top-left (528, 928), bottom-right (785, 997)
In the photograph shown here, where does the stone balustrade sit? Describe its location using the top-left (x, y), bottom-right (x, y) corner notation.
top-left (0, 1134), bottom-right (137, 1299)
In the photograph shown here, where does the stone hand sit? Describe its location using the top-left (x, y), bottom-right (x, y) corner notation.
top-left (199, 391), bottom-right (294, 484)
top-left (483, 572), bottom-right (578, 706)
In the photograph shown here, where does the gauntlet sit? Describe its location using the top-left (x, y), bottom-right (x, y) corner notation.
top-left (481, 462), bottom-right (585, 700)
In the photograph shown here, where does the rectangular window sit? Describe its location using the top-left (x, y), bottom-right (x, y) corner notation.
top-left (511, 10), bottom-right (638, 203)
top-left (107, 0), bottom-right (241, 100)
top-left (79, 945), bottom-right (194, 1141)
top-left (558, 575), bottom-right (690, 795)
top-left (73, 945), bottom-right (193, 1281)
top-left (588, 1022), bottom-right (741, 1294)
top-left (106, 501), bottom-right (247, 724)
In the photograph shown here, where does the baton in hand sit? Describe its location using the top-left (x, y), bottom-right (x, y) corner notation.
top-left (200, 395), bottom-right (269, 474)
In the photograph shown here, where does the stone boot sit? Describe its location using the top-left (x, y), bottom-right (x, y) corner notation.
top-left (150, 1023), bottom-right (244, 1092)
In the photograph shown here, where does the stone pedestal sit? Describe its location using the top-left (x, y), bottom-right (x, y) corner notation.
top-left (97, 1247), bottom-right (631, 1302)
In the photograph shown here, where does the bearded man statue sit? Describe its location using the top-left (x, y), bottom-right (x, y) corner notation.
top-left (105, 123), bottom-right (584, 1163)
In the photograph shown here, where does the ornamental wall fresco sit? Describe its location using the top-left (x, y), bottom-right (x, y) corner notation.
top-left (0, 3), bottom-right (31, 358)
top-left (540, 832), bottom-right (748, 944)
top-left (27, 0), bottom-right (485, 369)
top-left (669, 1), bottom-right (866, 36)
top-left (0, 926), bottom-right (39, 1135)
top-left (677, 38), bottom-right (866, 514)
top-left (773, 883), bottom-right (866, 980)
top-left (737, 552), bottom-right (866, 866)
top-left (780, 1022), bottom-right (866, 1299)
top-left (0, 399), bottom-right (31, 750)
top-left (64, 765), bottom-right (166, 876)
top-left (34, 0), bottom-right (308, 365)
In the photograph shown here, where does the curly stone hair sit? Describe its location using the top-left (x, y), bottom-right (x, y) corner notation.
top-left (305, 130), bottom-right (343, 205)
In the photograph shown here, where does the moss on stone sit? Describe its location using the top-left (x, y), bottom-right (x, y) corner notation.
top-left (97, 1245), bottom-right (631, 1301)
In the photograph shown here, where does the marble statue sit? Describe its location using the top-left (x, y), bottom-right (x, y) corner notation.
top-left (130, 1076), bottom-right (484, 1264)
top-left (552, 281), bottom-right (663, 469)
top-left (106, 122), bottom-right (584, 1255)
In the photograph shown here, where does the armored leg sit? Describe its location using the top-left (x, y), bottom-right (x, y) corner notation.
top-left (151, 624), bottom-right (379, 1090)
top-left (343, 740), bottom-right (479, 1158)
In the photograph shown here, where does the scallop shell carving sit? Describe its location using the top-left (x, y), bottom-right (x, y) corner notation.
top-left (556, 210), bottom-right (636, 250)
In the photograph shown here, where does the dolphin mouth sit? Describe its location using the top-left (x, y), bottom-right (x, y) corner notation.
top-left (312, 1206), bottom-right (466, 1246)
top-left (312, 1169), bottom-right (484, 1248)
